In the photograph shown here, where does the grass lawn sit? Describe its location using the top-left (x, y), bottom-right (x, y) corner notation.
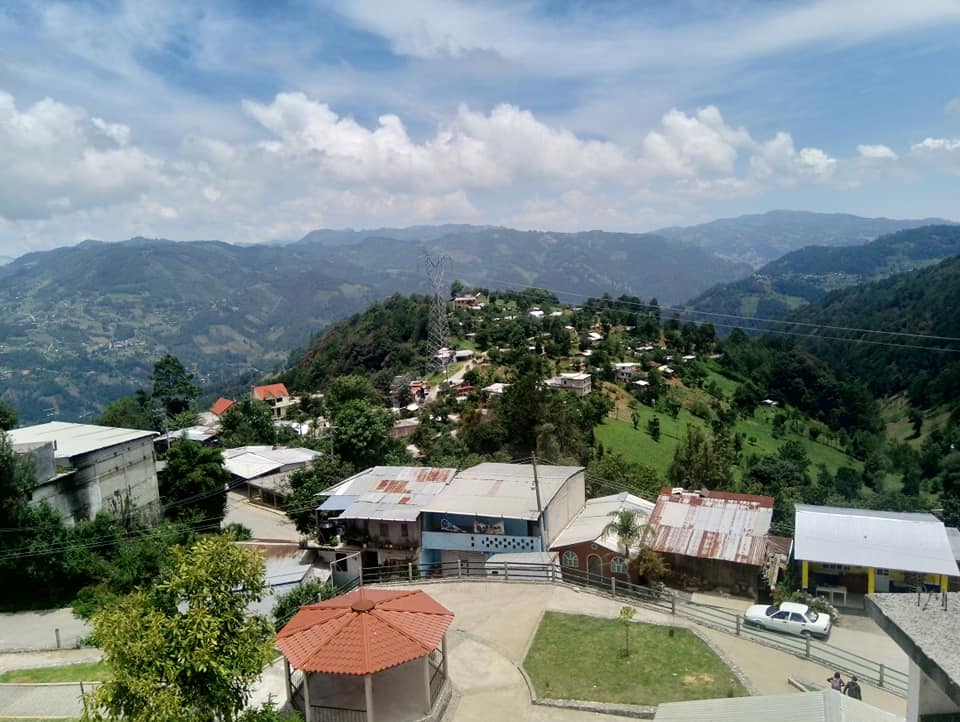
top-left (0, 661), bottom-right (109, 683)
top-left (597, 402), bottom-right (861, 481)
top-left (523, 612), bottom-right (746, 705)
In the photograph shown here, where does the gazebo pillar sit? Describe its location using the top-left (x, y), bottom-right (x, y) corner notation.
top-left (283, 658), bottom-right (292, 705)
top-left (364, 674), bottom-right (375, 722)
top-left (441, 634), bottom-right (449, 678)
top-left (422, 654), bottom-right (432, 714)
top-left (303, 670), bottom-right (312, 722)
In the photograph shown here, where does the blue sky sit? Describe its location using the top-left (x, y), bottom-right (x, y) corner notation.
top-left (1, 0), bottom-right (959, 255)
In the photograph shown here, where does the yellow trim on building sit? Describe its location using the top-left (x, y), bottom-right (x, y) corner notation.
top-left (802, 560), bottom-right (809, 589)
top-left (867, 566), bottom-right (876, 594)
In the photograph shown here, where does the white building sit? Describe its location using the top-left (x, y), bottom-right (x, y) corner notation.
top-left (9, 422), bottom-right (159, 524)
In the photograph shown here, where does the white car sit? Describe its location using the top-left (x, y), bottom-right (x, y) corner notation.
top-left (743, 601), bottom-right (831, 638)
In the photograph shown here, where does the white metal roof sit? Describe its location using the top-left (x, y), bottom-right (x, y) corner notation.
top-left (948, 527), bottom-right (960, 561)
top-left (653, 690), bottom-right (902, 722)
top-left (794, 504), bottom-right (959, 577)
top-left (318, 466), bottom-right (458, 521)
top-left (8, 421), bottom-right (155, 459)
top-left (550, 492), bottom-right (655, 553)
top-left (156, 425), bottom-right (219, 444)
top-left (222, 446), bottom-right (320, 481)
top-left (422, 463), bottom-right (584, 521)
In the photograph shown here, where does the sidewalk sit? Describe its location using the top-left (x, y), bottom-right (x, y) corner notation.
top-left (0, 608), bottom-right (89, 652)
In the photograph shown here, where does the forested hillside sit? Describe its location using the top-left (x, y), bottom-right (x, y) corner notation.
top-left (657, 210), bottom-right (950, 268)
top-left (0, 228), bottom-right (749, 423)
top-left (688, 225), bottom-right (960, 321)
top-left (785, 253), bottom-right (960, 406)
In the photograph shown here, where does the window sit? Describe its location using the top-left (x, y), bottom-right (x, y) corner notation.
top-left (611, 557), bottom-right (628, 574)
top-left (562, 551), bottom-right (579, 568)
top-left (400, 523), bottom-right (409, 538)
top-left (379, 523), bottom-right (389, 538)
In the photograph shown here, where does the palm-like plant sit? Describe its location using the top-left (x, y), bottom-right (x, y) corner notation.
top-left (602, 509), bottom-right (651, 562)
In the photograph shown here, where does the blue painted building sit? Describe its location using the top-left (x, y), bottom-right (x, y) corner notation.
top-left (419, 463), bottom-right (585, 574)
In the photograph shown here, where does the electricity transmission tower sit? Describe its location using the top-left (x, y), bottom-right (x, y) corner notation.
top-left (424, 253), bottom-right (452, 378)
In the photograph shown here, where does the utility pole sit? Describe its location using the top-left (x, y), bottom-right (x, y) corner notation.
top-left (531, 452), bottom-right (547, 551)
top-left (327, 424), bottom-right (337, 462)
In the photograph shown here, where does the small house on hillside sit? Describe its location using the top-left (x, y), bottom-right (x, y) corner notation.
top-left (545, 372), bottom-right (592, 397)
top-left (222, 445), bottom-right (320, 508)
top-left (647, 487), bottom-right (778, 598)
top-left (210, 397), bottom-right (235, 417)
top-left (550, 492), bottom-right (655, 584)
top-left (794, 505), bottom-right (959, 605)
top-left (252, 383), bottom-right (297, 419)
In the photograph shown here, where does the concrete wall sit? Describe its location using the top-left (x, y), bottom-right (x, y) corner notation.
top-left (663, 553), bottom-right (761, 598)
top-left (555, 540), bottom-right (630, 582)
top-left (907, 659), bottom-right (960, 722)
top-left (543, 470), bottom-right (586, 547)
top-left (30, 437), bottom-right (159, 524)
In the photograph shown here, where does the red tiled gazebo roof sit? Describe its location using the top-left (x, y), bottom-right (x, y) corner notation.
top-left (211, 397), bottom-right (235, 416)
top-left (276, 588), bottom-right (454, 676)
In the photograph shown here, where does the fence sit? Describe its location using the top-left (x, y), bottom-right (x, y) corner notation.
top-left (327, 559), bottom-right (909, 698)
top-left (309, 705), bottom-right (367, 722)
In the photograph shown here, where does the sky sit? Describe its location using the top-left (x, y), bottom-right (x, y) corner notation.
top-left (1, 0), bottom-right (959, 256)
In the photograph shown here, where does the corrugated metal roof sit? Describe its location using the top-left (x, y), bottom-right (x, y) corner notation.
top-left (156, 425), bottom-right (219, 444)
top-left (222, 446), bottom-right (320, 481)
top-left (653, 690), bottom-right (903, 722)
top-left (422, 463), bottom-right (584, 521)
top-left (648, 488), bottom-right (773, 566)
top-left (277, 588), bottom-right (454, 675)
top-left (318, 466), bottom-right (458, 521)
top-left (794, 504), bottom-right (959, 577)
top-left (550, 492), bottom-right (655, 552)
top-left (8, 421), bottom-right (155, 459)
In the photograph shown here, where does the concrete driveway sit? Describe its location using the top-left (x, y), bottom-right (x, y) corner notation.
top-left (400, 582), bottom-right (907, 720)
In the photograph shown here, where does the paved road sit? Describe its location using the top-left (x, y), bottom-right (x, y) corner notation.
top-left (0, 608), bottom-right (89, 653)
top-left (223, 492), bottom-right (299, 541)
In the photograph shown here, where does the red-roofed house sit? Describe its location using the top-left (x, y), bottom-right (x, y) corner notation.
top-left (278, 587), bottom-right (453, 722)
top-left (252, 383), bottom-right (297, 419)
top-left (647, 487), bottom-right (780, 598)
top-left (210, 397), bottom-right (235, 417)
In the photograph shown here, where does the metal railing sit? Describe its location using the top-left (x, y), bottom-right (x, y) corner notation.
top-left (324, 559), bottom-right (909, 697)
top-left (309, 705), bottom-right (367, 722)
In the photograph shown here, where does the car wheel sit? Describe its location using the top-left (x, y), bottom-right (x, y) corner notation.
top-left (800, 630), bottom-right (812, 638)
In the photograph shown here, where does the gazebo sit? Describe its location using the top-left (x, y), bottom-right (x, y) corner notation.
top-left (277, 588), bottom-right (454, 722)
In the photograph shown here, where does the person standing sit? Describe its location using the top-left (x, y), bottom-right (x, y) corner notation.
top-left (828, 671), bottom-right (844, 691)
top-left (844, 676), bottom-right (862, 700)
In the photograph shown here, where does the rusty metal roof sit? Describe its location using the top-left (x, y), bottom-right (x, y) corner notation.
top-left (318, 466), bottom-right (458, 521)
top-left (276, 588), bottom-right (454, 675)
top-left (648, 487), bottom-right (773, 567)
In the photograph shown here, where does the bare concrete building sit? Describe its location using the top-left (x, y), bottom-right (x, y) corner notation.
top-left (9, 421), bottom-right (159, 524)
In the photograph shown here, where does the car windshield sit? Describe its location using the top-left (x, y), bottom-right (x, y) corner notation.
top-left (764, 605), bottom-right (778, 616)
top-left (805, 610), bottom-right (820, 622)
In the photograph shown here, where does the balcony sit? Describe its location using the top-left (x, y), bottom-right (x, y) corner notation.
top-left (421, 530), bottom-right (541, 553)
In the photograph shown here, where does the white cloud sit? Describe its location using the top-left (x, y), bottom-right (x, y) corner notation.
top-left (0, 90), bottom-right (165, 221)
top-left (335, 0), bottom-right (960, 72)
top-left (0, 88), bottom-right (843, 254)
top-left (909, 137), bottom-right (960, 173)
top-left (912, 137), bottom-right (960, 152)
top-left (750, 132), bottom-right (837, 183)
top-left (857, 144), bottom-right (898, 160)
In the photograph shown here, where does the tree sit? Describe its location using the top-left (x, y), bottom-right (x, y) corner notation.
top-left (647, 416), bottom-right (661, 442)
top-left (95, 396), bottom-right (154, 431)
top-left (220, 397), bottom-right (277, 447)
top-left (0, 400), bottom-right (17, 431)
top-left (285, 457), bottom-right (355, 535)
top-left (603, 509), bottom-right (649, 560)
top-left (667, 425), bottom-right (734, 491)
top-left (272, 578), bottom-right (336, 630)
top-left (0, 431), bottom-right (33, 528)
top-left (157, 441), bottom-right (231, 525)
top-left (908, 409), bottom-right (924, 438)
top-left (331, 400), bottom-right (394, 469)
top-left (150, 355), bottom-right (200, 417)
top-left (618, 606), bottom-right (636, 657)
top-left (81, 536), bottom-right (274, 722)
top-left (324, 375), bottom-right (382, 418)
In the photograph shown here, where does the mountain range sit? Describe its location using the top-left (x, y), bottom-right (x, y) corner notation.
top-left (2, 210), bottom-right (955, 424)
top-left (687, 224), bottom-right (960, 321)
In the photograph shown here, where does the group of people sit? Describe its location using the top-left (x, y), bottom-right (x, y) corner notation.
top-left (828, 671), bottom-right (862, 699)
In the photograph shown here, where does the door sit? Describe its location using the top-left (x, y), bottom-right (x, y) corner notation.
top-left (874, 569), bottom-right (891, 592)
top-left (587, 554), bottom-right (603, 584)
top-left (767, 610), bottom-right (791, 632)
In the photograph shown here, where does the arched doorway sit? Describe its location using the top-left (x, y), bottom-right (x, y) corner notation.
top-left (587, 554), bottom-right (602, 584)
